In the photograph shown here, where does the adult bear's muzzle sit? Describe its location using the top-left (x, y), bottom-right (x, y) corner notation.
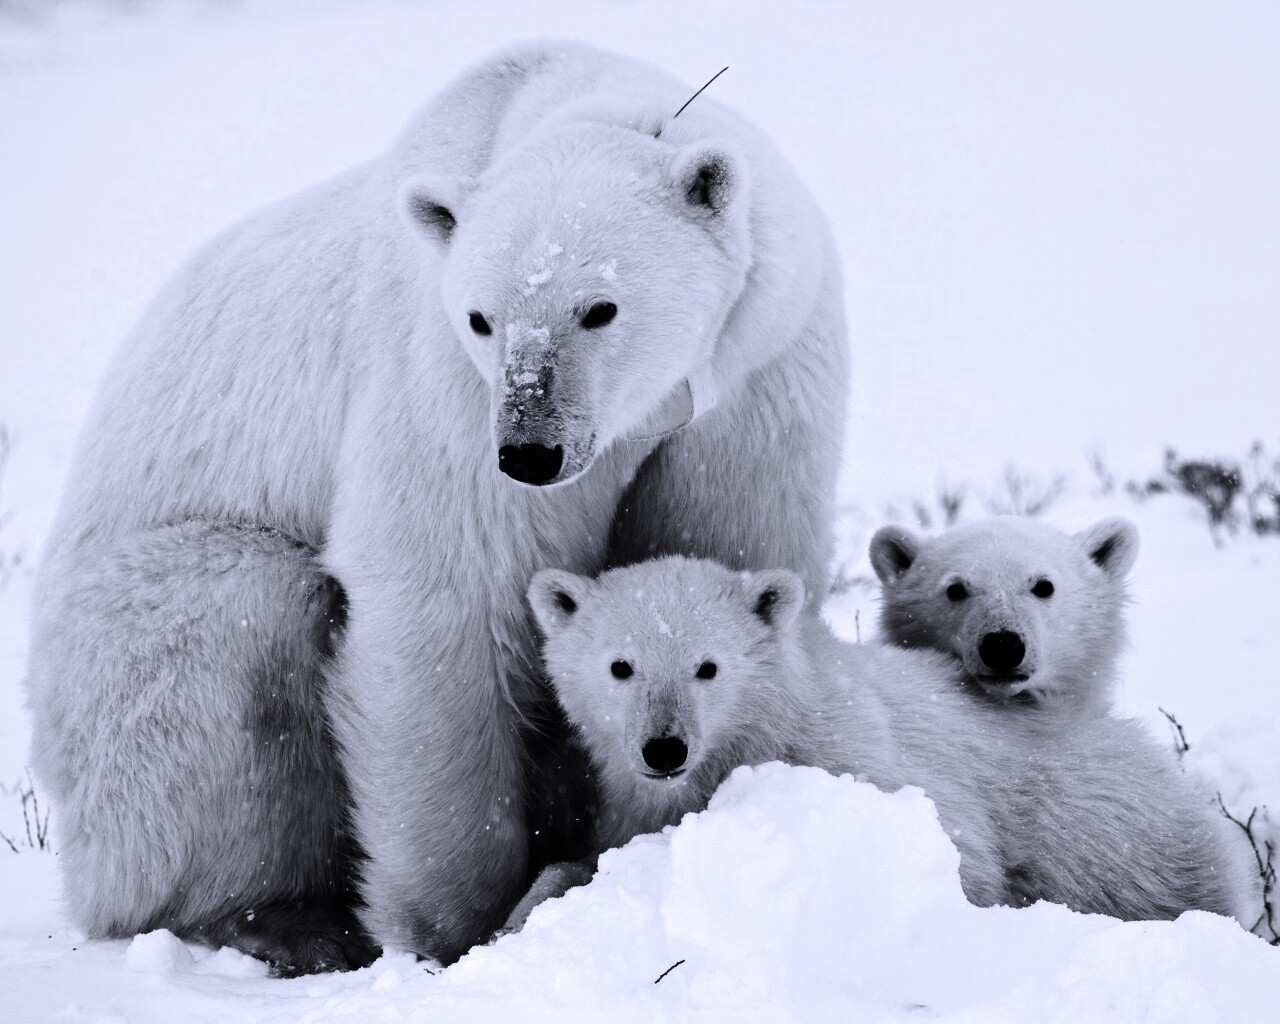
top-left (494, 323), bottom-right (593, 487)
top-left (497, 442), bottom-right (564, 486)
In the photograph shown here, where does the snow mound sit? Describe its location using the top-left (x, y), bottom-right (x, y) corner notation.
top-left (290, 764), bottom-right (1279, 1023)
top-left (125, 929), bottom-right (194, 974)
top-left (2, 752), bottom-right (1278, 1022)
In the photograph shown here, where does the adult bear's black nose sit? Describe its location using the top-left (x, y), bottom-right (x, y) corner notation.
top-left (642, 736), bottom-right (688, 776)
top-left (979, 630), bottom-right (1026, 672)
top-left (498, 443), bottom-right (563, 486)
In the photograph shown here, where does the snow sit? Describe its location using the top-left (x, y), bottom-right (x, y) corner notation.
top-left (3, 765), bottom-right (1277, 1022)
top-left (1, 1), bottom-right (1278, 1020)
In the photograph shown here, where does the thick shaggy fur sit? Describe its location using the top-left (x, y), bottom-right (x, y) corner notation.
top-left (870, 516), bottom-right (1139, 709)
top-left (24, 42), bottom-right (848, 968)
top-left (511, 557), bottom-right (1253, 931)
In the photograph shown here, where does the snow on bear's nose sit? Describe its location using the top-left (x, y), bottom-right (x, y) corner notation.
top-left (978, 630), bottom-right (1026, 673)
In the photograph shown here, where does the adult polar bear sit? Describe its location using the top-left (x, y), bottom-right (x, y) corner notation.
top-left (25, 41), bottom-right (848, 970)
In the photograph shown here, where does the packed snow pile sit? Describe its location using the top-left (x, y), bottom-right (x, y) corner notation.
top-left (4, 764), bottom-right (1277, 1023)
top-left (466, 764), bottom-right (1277, 1024)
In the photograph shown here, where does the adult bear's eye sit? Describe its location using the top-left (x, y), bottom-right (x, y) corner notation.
top-left (580, 302), bottom-right (617, 330)
top-left (1032, 579), bottom-right (1055, 599)
top-left (610, 660), bottom-right (633, 680)
top-left (468, 311), bottom-right (492, 336)
top-left (695, 661), bottom-right (717, 680)
top-left (946, 582), bottom-right (968, 603)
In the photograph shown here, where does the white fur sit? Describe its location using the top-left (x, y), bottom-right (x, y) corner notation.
top-left (24, 41), bottom-right (848, 968)
top-left (870, 515), bottom-right (1139, 709)
top-left (518, 557), bottom-right (1255, 931)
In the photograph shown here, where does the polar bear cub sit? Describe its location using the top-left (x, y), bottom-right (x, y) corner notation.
top-left (510, 556), bottom-right (1250, 933)
top-left (870, 516), bottom-right (1139, 709)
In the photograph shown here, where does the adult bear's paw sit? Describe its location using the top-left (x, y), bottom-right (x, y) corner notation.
top-left (192, 893), bottom-right (380, 977)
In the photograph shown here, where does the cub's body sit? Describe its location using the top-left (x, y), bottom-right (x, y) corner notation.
top-left (513, 557), bottom-right (1252, 930)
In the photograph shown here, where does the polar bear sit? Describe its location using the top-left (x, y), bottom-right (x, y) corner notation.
top-left (869, 516), bottom-right (1139, 709)
top-left (509, 556), bottom-right (1252, 931)
top-left (23, 42), bottom-right (848, 971)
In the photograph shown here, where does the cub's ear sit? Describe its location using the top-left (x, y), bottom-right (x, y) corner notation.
top-left (1076, 517), bottom-right (1140, 581)
top-left (869, 526), bottom-right (922, 586)
top-left (670, 142), bottom-right (744, 217)
top-left (743, 569), bottom-right (805, 631)
top-left (527, 569), bottom-right (592, 637)
top-left (398, 174), bottom-right (474, 246)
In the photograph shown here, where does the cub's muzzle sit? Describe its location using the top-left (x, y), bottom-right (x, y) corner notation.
top-left (641, 735), bottom-right (688, 778)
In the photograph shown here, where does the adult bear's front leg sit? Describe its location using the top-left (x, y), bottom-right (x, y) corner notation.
top-left (324, 578), bottom-right (530, 963)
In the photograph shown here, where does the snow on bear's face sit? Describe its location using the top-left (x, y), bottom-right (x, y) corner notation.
top-left (869, 516), bottom-right (1139, 703)
top-left (400, 124), bottom-right (752, 487)
top-left (527, 557), bottom-right (803, 791)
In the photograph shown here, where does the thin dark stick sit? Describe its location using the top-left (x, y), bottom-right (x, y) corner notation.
top-left (654, 959), bottom-right (686, 984)
top-left (1157, 706), bottom-right (1189, 756)
top-left (1216, 793), bottom-right (1279, 944)
top-left (21, 786), bottom-right (33, 849)
top-left (28, 771), bottom-right (49, 849)
top-left (670, 67), bottom-right (729, 122)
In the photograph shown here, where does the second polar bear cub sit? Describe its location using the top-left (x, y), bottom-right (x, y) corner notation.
top-left (517, 556), bottom-right (1249, 931)
top-left (870, 516), bottom-right (1139, 709)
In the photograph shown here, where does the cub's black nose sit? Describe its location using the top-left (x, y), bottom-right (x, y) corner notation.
top-left (642, 736), bottom-right (688, 775)
top-left (498, 443), bottom-right (563, 486)
top-left (979, 630), bottom-right (1026, 672)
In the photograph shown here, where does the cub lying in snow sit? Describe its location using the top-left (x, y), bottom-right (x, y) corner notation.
top-left (869, 516), bottom-right (1139, 710)
top-left (503, 556), bottom-right (1251, 933)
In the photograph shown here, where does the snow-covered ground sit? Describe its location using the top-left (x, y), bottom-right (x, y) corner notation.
top-left (1, 2), bottom-right (1278, 1021)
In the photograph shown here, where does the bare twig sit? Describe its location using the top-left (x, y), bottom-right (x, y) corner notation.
top-left (670, 68), bottom-right (728, 122)
top-left (3, 772), bottom-right (52, 853)
top-left (1158, 707), bottom-right (1190, 758)
top-left (23, 771), bottom-right (49, 850)
top-left (654, 959), bottom-right (686, 984)
top-left (985, 465), bottom-right (1066, 518)
top-left (1216, 794), bottom-right (1279, 944)
top-left (1088, 449), bottom-right (1115, 496)
top-left (937, 482), bottom-right (966, 527)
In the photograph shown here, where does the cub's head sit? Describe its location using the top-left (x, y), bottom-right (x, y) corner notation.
top-left (400, 122), bottom-right (752, 487)
top-left (527, 557), bottom-right (804, 797)
top-left (869, 516), bottom-right (1139, 705)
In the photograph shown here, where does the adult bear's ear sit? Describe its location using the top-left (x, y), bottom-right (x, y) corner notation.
top-left (398, 174), bottom-right (474, 246)
top-left (869, 526), bottom-right (921, 586)
top-left (1076, 517), bottom-right (1140, 581)
top-left (528, 569), bottom-right (592, 637)
top-left (743, 569), bottom-right (805, 631)
top-left (670, 142), bottom-right (745, 217)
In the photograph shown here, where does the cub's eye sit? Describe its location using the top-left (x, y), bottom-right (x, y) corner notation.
top-left (695, 661), bottom-right (717, 680)
top-left (580, 301), bottom-right (617, 330)
top-left (468, 311), bottom-right (492, 336)
top-left (946, 582), bottom-right (968, 603)
top-left (1032, 579), bottom-right (1055, 599)
top-left (610, 660), bottom-right (633, 680)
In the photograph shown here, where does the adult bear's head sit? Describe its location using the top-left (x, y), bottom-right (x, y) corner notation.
top-left (398, 122), bottom-right (752, 487)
